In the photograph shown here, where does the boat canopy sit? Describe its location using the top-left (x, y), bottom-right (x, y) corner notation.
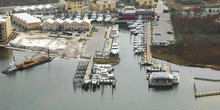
top-left (151, 72), bottom-right (173, 79)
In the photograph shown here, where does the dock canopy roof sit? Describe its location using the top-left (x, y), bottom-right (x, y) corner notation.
top-left (151, 72), bottom-right (173, 80)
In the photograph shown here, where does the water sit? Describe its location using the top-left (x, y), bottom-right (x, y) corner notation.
top-left (0, 28), bottom-right (220, 110)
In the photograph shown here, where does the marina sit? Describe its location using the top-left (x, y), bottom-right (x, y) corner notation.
top-left (0, 0), bottom-right (219, 109)
top-left (0, 28), bottom-right (220, 110)
top-left (73, 56), bottom-right (116, 88)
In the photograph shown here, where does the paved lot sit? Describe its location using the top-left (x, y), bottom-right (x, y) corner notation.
top-left (153, 0), bottom-right (174, 42)
top-left (83, 27), bottom-right (106, 57)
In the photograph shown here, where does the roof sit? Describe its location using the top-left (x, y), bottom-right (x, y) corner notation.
top-left (96, 0), bottom-right (116, 4)
top-left (14, 4), bottom-right (55, 12)
top-left (151, 72), bottom-right (173, 79)
top-left (42, 18), bottom-right (91, 24)
top-left (13, 13), bottom-right (41, 24)
top-left (0, 16), bottom-right (9, 22)
top-left (65, 0), bottom-right (84, 2)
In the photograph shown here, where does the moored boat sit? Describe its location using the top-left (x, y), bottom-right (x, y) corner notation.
top-left (2, 62), bottom-right (18, 74)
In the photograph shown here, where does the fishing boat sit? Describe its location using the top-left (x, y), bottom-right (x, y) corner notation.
top-left (96, 14), bottom-right (103, 22)
top-left (2, 62), bottom-right (18, 74)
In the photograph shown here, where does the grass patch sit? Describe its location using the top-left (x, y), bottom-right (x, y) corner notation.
top-left (94, 57), bottom-right (120, 64)
top-left (89, 26), bottom-right (95, 37)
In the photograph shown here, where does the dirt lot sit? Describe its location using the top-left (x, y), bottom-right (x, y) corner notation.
top-left (8, 31), bottom-right (87, 58)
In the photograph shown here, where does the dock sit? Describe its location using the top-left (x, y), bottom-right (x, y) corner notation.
top-left (195, 90), bottom-right (220, 98)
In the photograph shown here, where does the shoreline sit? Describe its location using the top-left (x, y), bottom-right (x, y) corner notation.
top-left (152, 53), bottom-right (220, 71)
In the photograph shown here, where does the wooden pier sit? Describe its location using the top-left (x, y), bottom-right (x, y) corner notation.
top-left (194, 83), bottom-right (220, 98)
top-left (195, 90), bottom-right (220, 98)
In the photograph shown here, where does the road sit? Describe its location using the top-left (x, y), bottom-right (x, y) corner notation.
top-left (153, 0), bottom-right (174, 43)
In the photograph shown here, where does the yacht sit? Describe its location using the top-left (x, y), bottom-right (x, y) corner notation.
top-left (75, 11), bottom-right (81, 19)
top-left (172, 71), bottom-right (180, 84)
top-left (2, 62), bottom-right (18, 74)
top-left (91, 74), bottom-right (100, 85)
top-left (104, 11), bottom-right (112, 22)
top-left (96, 14), bottom-right (104, 22)
top-left (111, 43), bottom-right (120, 55)
top-left (90, 11), bottom-right (96, 21)
top-left (110, 25), bottom-right (119, 38)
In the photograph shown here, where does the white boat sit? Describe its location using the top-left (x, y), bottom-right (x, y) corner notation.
top-left (104, 11), bottom-right (112, 22)
top-left (91, 74), bottom-right (100, 85)
top-left (90, 11), bottom-right (96, 21)
top-left (134, 48), bottom-right (144, 54)
top-left (110, 25), bottom-right (119, 38)
top-left (75, 11), bottom-right (81, 19)
top-left (130, 29), bottom-right (136, 33)
top-left (2, 62), bottom-right (18, 74)
top-left (96, 14), bottom-right (103, 22)
top-left (111, 43), bottom-right (120, 55)
top-left (172, 71), bottom-right (180, 84)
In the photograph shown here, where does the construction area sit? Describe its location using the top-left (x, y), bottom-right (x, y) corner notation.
top-left (8, 31), bottom-right (87, 58)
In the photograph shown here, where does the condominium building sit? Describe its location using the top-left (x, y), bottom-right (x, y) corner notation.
top-left (91, 0), bottom-right (116, 12)
top-left (65, 0), bottom-right (84, 14)
top-left (42, 18), bottom-right (91, 31)
top-left (0, 16), bottom-right (12, 41)
top-left (135, 0), bottom-right (154, 7)
top-left (12, 13), bottom-right (41, 30)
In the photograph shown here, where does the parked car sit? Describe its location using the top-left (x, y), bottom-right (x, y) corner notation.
top-left (94, 28), bottom-right (98, 32)
top-left (154, 32), bottom-right (161, 35)
top-left (167, 30), bottom-right (173, 34)
top-left (95, 51), bottom-right (102, 56)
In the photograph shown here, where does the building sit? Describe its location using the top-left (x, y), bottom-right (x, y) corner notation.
top-left (135, 0), bottom-right (154, 7)
top-left (42, 18), bottom-right (91, 31)
top-left (136, 9), bottom-right (154, 20)
top-left (12, 13), bottom-right (41, 30)
top-left (0, 16), bottom-right (12, 41)
top-left (91, 0), bottom-right (116, 12)
top-left (118, 6), bottom-right (154, 21)
top-left (118, 6), bottom-right (136, 21)
top-left (65, 0), bottom-right (84, 14)
top-left (13, 4), bottom-right (56, 16)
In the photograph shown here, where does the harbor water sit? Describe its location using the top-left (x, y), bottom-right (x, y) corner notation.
top-left (0, 28), bottom-right (220, 110)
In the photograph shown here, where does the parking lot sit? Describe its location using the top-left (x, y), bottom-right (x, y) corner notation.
top-left (82, 27), bottom-right (106, 57)
top-left (153, 0), bottom-right (174, 43)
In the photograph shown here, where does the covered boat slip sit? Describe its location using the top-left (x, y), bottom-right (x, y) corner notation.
top-left (148, 72), bottom-right (174, 87)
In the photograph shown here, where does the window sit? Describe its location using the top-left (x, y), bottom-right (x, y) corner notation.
top-left (109, 4), bottom-right (111, 8)
top-left (74, 2), bottom-right (76, 4)
top-left (103, 5), bottom-right (105, 9)
top-left (145, 1), bottom-right (147, 4)
top-left (78, 6), bottom-right (80, 8)
top-left (74, 7), bottom-right (76, 9)
top-left (150, 1), bottom-right (152, 5)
